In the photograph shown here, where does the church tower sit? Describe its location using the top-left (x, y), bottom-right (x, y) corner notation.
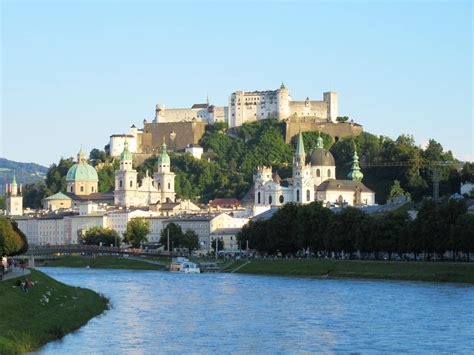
top-left (154, 142), bottom-right (176, 203)
top-left (347, 146), bottom-right (364, 182)
top-left (5, 173), bottom-right (23, 216)
top-left (292, 132), bottom-right (313, 203)
top-left (114, 141), bottom-right (138, 207)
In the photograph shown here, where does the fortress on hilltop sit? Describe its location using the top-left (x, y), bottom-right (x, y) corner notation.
top-left (109, 84), bottom-right (362, 165)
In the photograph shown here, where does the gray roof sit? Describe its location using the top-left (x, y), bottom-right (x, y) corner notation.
top-left (310, 148), bottom-right (335, 167)
top-left (317, 179), bottom-right (374, 193)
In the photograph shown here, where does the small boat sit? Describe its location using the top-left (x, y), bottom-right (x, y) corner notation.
top-left (170, 257), bottom-right (201, 274)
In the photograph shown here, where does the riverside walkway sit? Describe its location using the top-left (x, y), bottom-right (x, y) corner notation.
top-left (0, 267), bottom-right (31, 282)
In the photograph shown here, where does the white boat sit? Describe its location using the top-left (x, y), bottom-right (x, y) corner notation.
top-left (170, 257), bottom-right (201, 274)
top-left (180, 261), bottom-right (201, 274)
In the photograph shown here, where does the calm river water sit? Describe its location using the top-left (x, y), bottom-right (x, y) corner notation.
top-left (39, 267), bottom-right (474, 354)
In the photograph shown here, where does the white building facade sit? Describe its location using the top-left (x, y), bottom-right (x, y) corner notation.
top-left (254, 133), bottom-right (375, 208)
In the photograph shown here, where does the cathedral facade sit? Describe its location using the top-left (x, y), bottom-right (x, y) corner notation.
top-left (114, 141), bottom-right (176, 207)
top-left (254, 133), bottom-right (375, 207)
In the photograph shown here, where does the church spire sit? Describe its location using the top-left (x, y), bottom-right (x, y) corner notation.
top-left (294, 131), bottom-right (306, 166)
top-left (347, 145), bottom-right (364, 181)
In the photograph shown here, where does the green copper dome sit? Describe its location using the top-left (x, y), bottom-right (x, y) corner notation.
top-left (66, 147), bottom-right (98, 182)
top-left (347, 149), bottom-right (364, 181)
top-left (121, 141), bottom-right (133, 161)
top-left (158, 143), bottom-right (170, 165)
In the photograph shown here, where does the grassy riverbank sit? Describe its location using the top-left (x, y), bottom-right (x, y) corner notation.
top-left (43, 256), bottom-right (168, 270)
top-left (223, 259), bottom-right (474, 284)
top-left (0, 269), bottom-right (108, 353)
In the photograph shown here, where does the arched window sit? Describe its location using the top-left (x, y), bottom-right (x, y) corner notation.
top-left (80, 186), bottom-right (84, 192)
top-left (269, 195), bottom-right (272, 205)
top-left (168, 182), bottom-right (171, 189)
top-left (130, 180), bottom-right (133, 188)
top-left (316, 169), bottom-right (321, 177)
top-left (279, 195), bottom-right (284, 203)
top-left (296, 189), bottom-right (300, 202)
top-left (119, 180), bottom-right (123, 188)
top-left (307, 189), bottom-right (311, 201)
top-left (258, 192), bottom-right (261, 204)
top-left (328, 169), bottom-right (331, 178)
top-left (91, 186), bottom-right (95, 193)
top-left (70, 186), bottom-right (73, 192)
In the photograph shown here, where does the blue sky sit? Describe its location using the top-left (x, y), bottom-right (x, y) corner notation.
top-left (1, 0), bottom-right (472, 166)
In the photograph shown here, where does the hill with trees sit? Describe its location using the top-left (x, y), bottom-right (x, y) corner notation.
top-left (11, 119), bottom-right (474, 209)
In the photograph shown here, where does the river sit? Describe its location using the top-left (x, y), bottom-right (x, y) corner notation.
top-left (39, 267), bottom-right (474, 354)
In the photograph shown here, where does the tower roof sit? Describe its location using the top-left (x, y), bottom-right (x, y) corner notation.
top-left (11, 172), bottom-right (17, 186)
top-left (316, 132), bottom-right (324, 149)
top-left (120, 140), bottom-right (133, 161)
top-left (347, 148), bottom-right (364, 181)
top-left (296, 132), bottom-right (305, 157)
top-left (158, 142), bottom-right (170, 165)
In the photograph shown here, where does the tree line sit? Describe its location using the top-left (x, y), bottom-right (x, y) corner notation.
top-left (237, 199), bottom-right (474, 260)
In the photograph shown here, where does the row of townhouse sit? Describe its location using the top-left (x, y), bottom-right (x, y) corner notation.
top-left (15, 210), bottom-right (249, 251)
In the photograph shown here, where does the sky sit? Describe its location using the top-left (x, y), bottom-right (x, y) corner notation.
top-left (1, 0), bottom-right (472, 167)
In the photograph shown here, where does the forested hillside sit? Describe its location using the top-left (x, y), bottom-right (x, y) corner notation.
top-left (12, 119), bottom-right (474, 209)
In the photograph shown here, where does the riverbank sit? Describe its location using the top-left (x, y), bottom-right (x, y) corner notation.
top-left (42, 256), bottom-right (168, 270)
top-left (0, 269), bottom-right (108, 353)
top-left (223, 259), bottom-right (474, 284)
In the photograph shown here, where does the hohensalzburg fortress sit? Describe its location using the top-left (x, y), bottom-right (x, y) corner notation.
top-left (109, 84), bottom-right (342, 159)
top-left (152, 83), bottom-right (337, 127)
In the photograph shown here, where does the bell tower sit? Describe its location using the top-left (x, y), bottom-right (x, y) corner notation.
top-left (114, 141), bottom-right (138, 207)
top-left (154, 142), bottom-right (176, 203)
top-left (5, 173), bottom-right (23, 216)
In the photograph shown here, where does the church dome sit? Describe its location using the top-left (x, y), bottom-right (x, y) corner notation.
top-left (310, 133), bottom-right (335, 166)
top-left (310, 148), bottom-right (335, 167)
top-left (66, 148), bottom-right (99, 182)
top-left (66, 163), bottom-right (98, 182)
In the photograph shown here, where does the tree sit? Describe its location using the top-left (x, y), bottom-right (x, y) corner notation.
top-left (0, 195), bottom-right (5, 210)
top-left (123, 218), bottom-right (150, 248)
top-left (82, 227), bottom-right (120, 247)
top-left (452, 214), bottom-right (474, 259)
top-left (0, 218), bottom-right (26, 256)
top-left (182, 230), bottom-right (199, 251)
top-left (22, 181), bottom-right (48, 209)
top-left (388, 180), bottom-right (411, 202)
top-left (210, 237), bottom-right (224, 253)
top-left (297, 202), bottom-right (332, 253)
top-left (336, 116), bottom-right (350, 122)
top-left (89, 149), bottom-right (108, 166)
top-left (160, 223), bottom-right (183, 251)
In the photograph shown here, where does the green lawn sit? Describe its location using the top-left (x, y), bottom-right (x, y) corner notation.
top-left (43, 256), bottom-right (167, 270)
top-left (0, 269), bottom-right (108, 353)
top-left (224, 259), bottom-right (474, 284)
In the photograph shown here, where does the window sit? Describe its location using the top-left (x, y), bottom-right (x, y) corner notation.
top-left (70, 186), bottom-right (73, 192)
top-left (258, 192), bottom-right (261, 204)
top-left (279, 195), bottom-right (284, 203)
top-left (158, 183), bottom-right (161, 190)
top-left (269, 195), bottom-right (272, 204)
top-left (168, 182), bottom-right (171, 189)
top-left (119, 180), bottom-right (123, 188)
top-left (296, 189), bottom-right (300, 202)
top-left (307, 190), bottom-right (311, 201)
top-left (91, 186), bottom-right (95, 192)
top-left (80, 186), bottom-right (84, 192)
top-left (328, 169), bottom-right (331, 177)
top-left (130, 180), bottom-right (133, 187)
top-left (317, 169), bottom-right (321, 177)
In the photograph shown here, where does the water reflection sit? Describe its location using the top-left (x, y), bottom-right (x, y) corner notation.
top-left (39, 268), bottom-right (474, 354)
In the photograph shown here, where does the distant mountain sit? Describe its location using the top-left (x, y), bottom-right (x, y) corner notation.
top-left (0, 158), bottom-right (48, 190)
